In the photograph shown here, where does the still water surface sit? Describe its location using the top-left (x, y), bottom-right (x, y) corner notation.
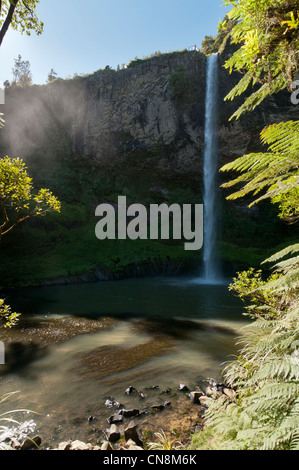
top-left (0, 275), bottom-right (247, 446)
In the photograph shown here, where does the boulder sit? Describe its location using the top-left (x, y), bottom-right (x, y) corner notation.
top-left (125, 386), bottom-right (137, 395)
top-left (178, 384), bottom-right (189, 391)
top-left (107, 413), bottom-right (124, 424)
top-left (119, 409), bottom-right (140, 418)
top-left (189, 391), bottom-right (204, 404)
top-left (69, 440), bottom-right (91, 451)
top-left (57, 441), bottom-right (71, 451)
top-left (199, 396), bottom-right (210, 407)
top-left (20, 436), bottom-right (42, 451)
top-left (107, 424), bottom-right (121, 443)
top-left (101, 441), bottom-right (114, 451)
top-left (124, 421), bottom-right (143, 448)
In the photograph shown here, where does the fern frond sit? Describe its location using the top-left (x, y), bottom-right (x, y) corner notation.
top-left (262, 244), bottom-right (299, 265)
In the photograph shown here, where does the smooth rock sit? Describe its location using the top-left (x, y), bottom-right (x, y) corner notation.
top-left (20, 435), bottom-right (42, 451)
top-left (119, 409), bottom-right (140, 418)
top-left (69, 440), bottom-right (91, 451)
top-left (101, 441), bottom-right (114, 451)
top-left (57, 441), bottom-right (71, 451)
top-left (107, 424), bottom-right (121, 443)
top-left (199, 396), bottom-right (210, 407)
top-left (190, 391), bottom-right (204, 404)
top-left (107, 413), bottom-right (124, 424)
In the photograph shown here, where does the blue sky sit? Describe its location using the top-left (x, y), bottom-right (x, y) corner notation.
top-left (0, 0), bottom-right (231, 84)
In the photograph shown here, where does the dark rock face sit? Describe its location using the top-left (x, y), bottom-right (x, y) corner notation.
top-left (0, 49), bottom-right (296, 184)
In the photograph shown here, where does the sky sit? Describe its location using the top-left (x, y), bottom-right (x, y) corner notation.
top-left (0, 0), bottom-right (231, 85)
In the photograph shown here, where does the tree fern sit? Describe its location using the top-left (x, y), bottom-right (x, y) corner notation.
top-left (221, 121), bottom-right (299, 223)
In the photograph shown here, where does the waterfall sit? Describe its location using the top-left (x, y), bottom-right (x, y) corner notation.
top-left (202, 53), bottom-right (221, 283)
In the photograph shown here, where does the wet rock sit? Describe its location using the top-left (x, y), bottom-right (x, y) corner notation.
top-left (20, 435), bottom-right (42, 451)
top-left (125, 386), bottom-right (137, 395)
top-left (151, 401), bottom-right (171, 411)
top-left (107, 424), bottom-right (121, 443)
top-left (105, 397), bottom-right (122, 409)
top-left (119, 409), bottom-right (140, 418)
top-left (138, 391), bottom-right (145, 399)
top-left (189, 391), bottom-right (204, 404)
top-left (101, 441), bottom-right (114, 451)
top-left (107, 413), bottom-right (124, 424)
top-left (88, 416), bottom-right (95, 423)
top-left (146, 385), bottom-right (159, 390)
top-left (178, 384), bottom-right (189, 391)
top-left (124, 421), bottom-right (143, 448)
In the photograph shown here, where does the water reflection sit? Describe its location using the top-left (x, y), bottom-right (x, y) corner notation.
top-left (0, 275), bottom-right (247, 446)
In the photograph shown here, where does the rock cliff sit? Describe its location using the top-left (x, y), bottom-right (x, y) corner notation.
top-left (0, 47), bottom-right (296, 186)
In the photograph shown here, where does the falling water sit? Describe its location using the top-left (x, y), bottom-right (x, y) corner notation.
top-left (202, 53), bottom-right (221, 283)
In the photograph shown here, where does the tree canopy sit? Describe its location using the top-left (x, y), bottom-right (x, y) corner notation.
top-left (0, 156), bottom-right (61, 240)
top-left (0, 0), bottom-right (43, 48)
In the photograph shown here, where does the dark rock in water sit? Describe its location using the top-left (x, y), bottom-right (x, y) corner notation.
top-left (107, 413), bottom-right (124, 424)
top-left (124, 421), bottom-right (143, 448)
top-left (88, 415), bottom-right (95, 423)
top-left (151, 401), bottom-right (171, 411)
top-left (119, 409), bottom-right (140, 418)
top-left (105, 397), bottom-right (122, 408)
top-left (20, 436), bottom-right (42, 451)
top-left (162, 389), bottom-right (170, 394)
top-left (145, 385), bottom-right (159, 390)
top-left (125, 386), bottom-right (137, 395)
top-left (138, 391), bottom-right (145, 399)
top-left (189, 391), bottom-right (204, 404)
top-left (178, 384), bottom-right (189, 391)
top-left (107, 424), bottom-right (121, 443)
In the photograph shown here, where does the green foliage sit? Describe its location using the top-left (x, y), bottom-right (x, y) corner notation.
top-left (221, 121), bottom-right (299, 224)
top-left (201, 16), bottom-right (235, 56)
top-left (148, 430), bottom-right (182, 450)
top-left (192, 0), bottom-right (299, 452)
top-left (0, 156), bottom-right (61, 239)
top-left (0, 299), bottom-right (20, 328)
top-left (168, 66), bottom-right (187, 98)
top-left (47, 68), bottom-right (58, 84)
top-left (222, 0), bottom-right (299, 119)
top-left (127, 49), bottom-right (190, 69)
top-left (192, 251), bottom-right (299, 450)
top-left (12, 54), bottom-right (32, 87)
top-left (0, 392), bottom-right (37, 450)
top-left (0, 0), bottom-right (43, 47)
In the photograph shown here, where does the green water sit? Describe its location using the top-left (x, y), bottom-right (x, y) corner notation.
top-left (0, 275), bottom-right (246, 447)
